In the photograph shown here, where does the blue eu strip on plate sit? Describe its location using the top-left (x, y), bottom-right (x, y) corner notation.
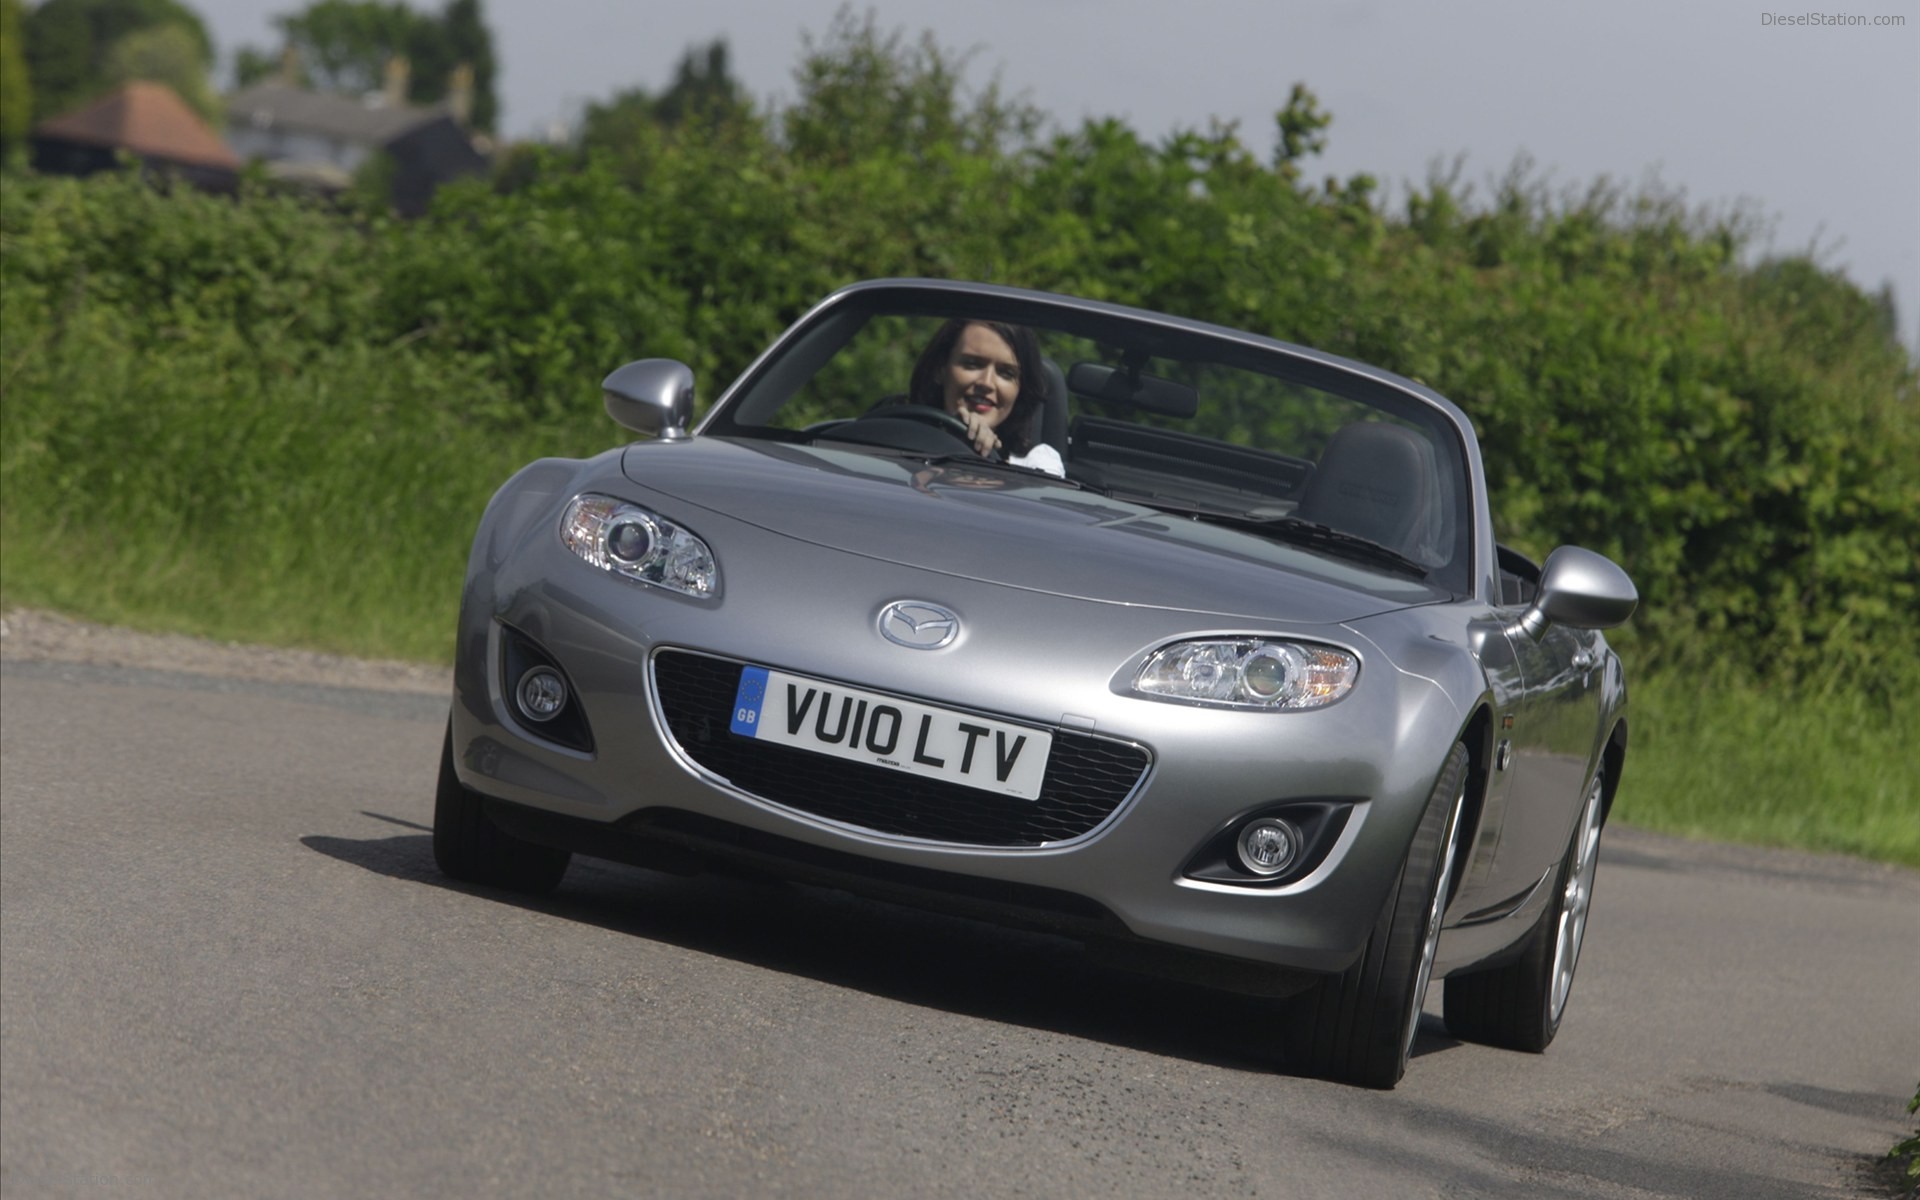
top-left (731, 665), bottom-right (770, 736)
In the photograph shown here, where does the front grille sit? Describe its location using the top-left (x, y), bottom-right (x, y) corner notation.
top-left (652, 650), bottom-right (1150, 848)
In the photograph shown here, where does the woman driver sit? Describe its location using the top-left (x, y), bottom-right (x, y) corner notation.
top-left (906, 319), bottom-right (1065, 476)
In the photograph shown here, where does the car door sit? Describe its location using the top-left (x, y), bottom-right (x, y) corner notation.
top-left (1488, 616), bottom-right (1607, 897)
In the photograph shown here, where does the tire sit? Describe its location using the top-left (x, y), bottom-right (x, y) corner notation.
top-left (432, 719), bottom-right (571, 894)
top-left (1443, 764), bottom-right (1605, 1052)
top-left (1284, 743), bottom-right (1470, 1089)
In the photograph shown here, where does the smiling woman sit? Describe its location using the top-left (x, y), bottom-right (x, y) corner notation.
top-left (903, 318), bottom-right (1062, 474)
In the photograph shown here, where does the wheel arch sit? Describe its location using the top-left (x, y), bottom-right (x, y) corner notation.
top-left (1599, 718), bottom-right (1628, 825)
top-left (1450, 701), bottom-right (1498, 895)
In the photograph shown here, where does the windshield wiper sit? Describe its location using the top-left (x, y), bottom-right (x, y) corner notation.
top-left (1129, 500), bottom-right (1431, 579)
top-left (1255, 517), bottom-right (1431, 579)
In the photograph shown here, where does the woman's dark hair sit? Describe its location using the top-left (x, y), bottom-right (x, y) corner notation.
top-left (907, 318), bottom-right (1050, 457)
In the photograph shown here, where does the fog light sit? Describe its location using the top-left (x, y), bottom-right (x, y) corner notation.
top-left (516, 666), bottom-right (568, 723)
top-left (1237, 818), bottom-right (1300, 876)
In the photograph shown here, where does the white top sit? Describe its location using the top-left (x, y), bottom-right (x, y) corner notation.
top-left (1008, 443), bottom-right (1065, 477)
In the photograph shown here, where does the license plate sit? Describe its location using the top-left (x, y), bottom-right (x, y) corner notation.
top-left (729, 666), bottom-right (1052, 800)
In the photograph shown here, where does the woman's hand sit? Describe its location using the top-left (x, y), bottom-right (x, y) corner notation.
top-left (956, 409), bottom-right (1004, 458)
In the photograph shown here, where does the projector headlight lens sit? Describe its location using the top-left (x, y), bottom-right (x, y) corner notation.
top-left (605, 517), bottom-right (656, 565)
top-left (1133, 639), bottom-right (1357, 710)
top-left (561, 495), bottom-right (718, 598)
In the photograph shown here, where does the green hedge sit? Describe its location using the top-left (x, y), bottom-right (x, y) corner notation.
top-left (3, 22), bottom-right (1915, 689)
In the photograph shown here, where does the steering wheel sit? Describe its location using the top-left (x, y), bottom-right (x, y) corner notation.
top-left (858, 404), bottom-right (1003, 460)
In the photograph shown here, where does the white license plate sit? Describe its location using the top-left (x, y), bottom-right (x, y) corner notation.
top-left (729, 666), bottom-right (1052, 800)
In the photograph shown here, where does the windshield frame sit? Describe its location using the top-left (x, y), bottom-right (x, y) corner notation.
top-left (698, 279), bottom-right (1492, 600)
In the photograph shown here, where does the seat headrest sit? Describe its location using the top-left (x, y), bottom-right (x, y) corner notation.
top-left (1038, 359), bottom-right (1069, 453)
top-left (1295, 422), bottom-right (1437, 558)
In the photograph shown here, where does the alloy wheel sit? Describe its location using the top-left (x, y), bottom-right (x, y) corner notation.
top-left (1549, 773), bottom-right (1606, 1023)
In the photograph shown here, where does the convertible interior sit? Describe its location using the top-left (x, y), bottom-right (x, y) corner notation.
top-left (717, 307), bottom-right (1471, 589)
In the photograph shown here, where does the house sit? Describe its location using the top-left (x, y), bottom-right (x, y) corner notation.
top-left (31, 81), bottom-right (241, 191)
top-left (225, 65), bottom-right (488, 216)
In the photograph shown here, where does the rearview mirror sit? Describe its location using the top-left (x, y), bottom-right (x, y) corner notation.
top-left (1066, 362), bottom-right (1199, 418)
top-left (1512, 546), bottom-right (1638, 640)
top-left (603, 359), bottom-right (694, 439)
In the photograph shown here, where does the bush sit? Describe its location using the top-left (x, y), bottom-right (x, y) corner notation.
top-left (1893, 1081), bottom-right (1920, 1192)
top-left (4, 19), bottom-right (1915, 696)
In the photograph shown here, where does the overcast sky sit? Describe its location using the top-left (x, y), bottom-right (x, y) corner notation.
top-left (195, 0), bottom-right (1920, 347)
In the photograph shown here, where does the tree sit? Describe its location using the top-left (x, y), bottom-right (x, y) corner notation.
top-left (575, 86), bottom-right (653, 156)
top-left (653, 39), bottom-right (747, 128)
top-left (268, 0), bottom-right (427, 96)
top-left (235, 0), bottom-right (499, 132)
top-left (783, 9), bottom-right (1038, 166)
top-left (413, 0), bottom-right (495, 132)
top-left (577, 38), bottom-right (751, 154)
top-left (1, 0), bottom-right (31, 161)
top-left (231, 44), bottom-right (281, 90)
top-left (105, 21), bottom-right (218, 120)
top-left (1272, 83), bottom-right (1330, 180)
top-left (22, 0), bottom-right (212, 121)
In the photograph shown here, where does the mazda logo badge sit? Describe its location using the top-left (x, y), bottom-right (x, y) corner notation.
top-left (878, 601), bottom-right (960, 650)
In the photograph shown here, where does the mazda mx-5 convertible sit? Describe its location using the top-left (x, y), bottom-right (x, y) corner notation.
top-left (435, 279), bottom-right (1637, 1088)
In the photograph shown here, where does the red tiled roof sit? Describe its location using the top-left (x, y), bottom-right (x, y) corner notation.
top-left (34, 81), bottom-right (241, 171)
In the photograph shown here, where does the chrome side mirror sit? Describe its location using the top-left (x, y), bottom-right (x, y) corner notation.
top-left (603, 359), bottom-right (694, 440)
top-left (1511, 546), bottom-right (1638, 640)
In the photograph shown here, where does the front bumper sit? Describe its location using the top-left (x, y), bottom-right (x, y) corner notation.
top-left (452, 506), bottom-right (1467, 977)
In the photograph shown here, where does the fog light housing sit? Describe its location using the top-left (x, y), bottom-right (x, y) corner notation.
top-left (516, 666), bottom-right (568, 723)
top-left (1237, 818), bottom-right (1300, 876)
top-left (1182, 803), bottom-right (1351, 888)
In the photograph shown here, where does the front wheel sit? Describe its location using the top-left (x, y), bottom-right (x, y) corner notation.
top-left (1283, 743), bottom-right (1469, 1089)
top-left (1443, 764), bottom-right (1606, 1052)
top-left (432, 719), bottom-right (571, 894)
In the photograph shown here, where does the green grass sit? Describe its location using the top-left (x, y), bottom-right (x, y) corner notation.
top-left (1617, 666), bottom-right (1919, 867)
top-left (1, 316), bottom-right (618, 663)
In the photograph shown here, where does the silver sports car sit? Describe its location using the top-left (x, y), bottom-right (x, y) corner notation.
top-left (436, 279), bottom-right (1637, 1088)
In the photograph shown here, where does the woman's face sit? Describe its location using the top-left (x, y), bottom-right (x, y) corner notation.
top-left (940, 323), bottom-right (1022, 429)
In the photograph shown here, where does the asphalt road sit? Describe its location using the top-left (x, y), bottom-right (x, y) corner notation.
top-left (3, 657), bottom-right (1915, 1199)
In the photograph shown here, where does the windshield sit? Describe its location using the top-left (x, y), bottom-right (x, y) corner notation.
top-left (705, 288), bottom-right (1474, 594)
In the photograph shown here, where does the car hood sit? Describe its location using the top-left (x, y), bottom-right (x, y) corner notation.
top-left (622, 438), bottom-right (1445, 623)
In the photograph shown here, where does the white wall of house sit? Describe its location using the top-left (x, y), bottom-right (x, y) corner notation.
top-left (226, 123), bottom-right (372, 173)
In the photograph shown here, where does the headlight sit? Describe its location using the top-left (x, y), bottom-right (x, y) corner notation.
top-left (560, 494), bottom-right (718, 598)
top-left (1133, 639), bottom-right (1357, 710)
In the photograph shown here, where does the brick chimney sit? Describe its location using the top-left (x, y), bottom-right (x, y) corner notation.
top-left (383, 56), bottom-right (410, 108)
top-left (448, 63), bottom-right (473, 127)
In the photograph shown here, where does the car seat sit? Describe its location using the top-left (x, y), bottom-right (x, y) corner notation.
top-left (1293, 422), bottom-right (1440, 561)
top-left (1029, 359), bottom-right (1070, 457)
